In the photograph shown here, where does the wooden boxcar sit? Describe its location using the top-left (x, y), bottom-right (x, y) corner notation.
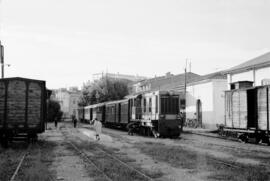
top-left (224, 85), bottom-right (270, 144)
top-left (0, 77), bottom-right (47, 146)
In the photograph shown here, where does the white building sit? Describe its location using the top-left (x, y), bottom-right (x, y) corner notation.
top-left (53, 87), bottom-right (81, 119)
top-left (227, 52), bottom-right (270, 89)
top-left (172, 72), bottom-right (227, 129)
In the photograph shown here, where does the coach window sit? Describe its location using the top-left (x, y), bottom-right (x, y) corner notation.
top-left (149, 98), bottom-right (152, 113)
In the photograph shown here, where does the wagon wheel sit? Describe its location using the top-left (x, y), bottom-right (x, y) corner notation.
top-left (255, 137), bottom-right (261, 144)
top-left (1, 134), bottom-right (9, 148)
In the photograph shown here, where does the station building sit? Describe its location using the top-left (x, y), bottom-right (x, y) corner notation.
top-left (171, 72), bottom-right (227, 129)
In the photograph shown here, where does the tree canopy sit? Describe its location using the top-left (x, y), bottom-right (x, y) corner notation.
top-left (47, 100), bottom-right (63, 122)
top-left (79, 77), bottom-right (130, 106)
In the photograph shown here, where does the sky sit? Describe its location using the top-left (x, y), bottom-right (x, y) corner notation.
top-left (0, 0), bottom-right (270, 89)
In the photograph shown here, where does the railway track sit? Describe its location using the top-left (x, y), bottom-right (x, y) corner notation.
top-left (67, 141), bottom-right (113, 181)
top-left (9, 143), bottom-right (55, 181)
top-left (67, 140), bottom-right (154, 181)
top-left (9, 151), bottom-right (28, 181)
top-left (60, 127), bottom-right (154, 181)
top-left (208, 157), bottom-right (244, 170)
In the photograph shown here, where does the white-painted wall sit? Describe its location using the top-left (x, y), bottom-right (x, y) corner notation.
top-left (255, 67), bottom-right (270, 86)
top-left (231, 70), bottom-right (254, 84)
top-left (186, 81), bottom-right (214, 128)
top-left (212, 80), bottom-right (227, 127)
top-left (186, 79), bottom-right (227, 129)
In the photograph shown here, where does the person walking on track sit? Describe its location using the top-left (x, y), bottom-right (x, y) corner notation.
top-left (72, 115), bottom-right (77, 128)
top-left (93, 118), bottom-right (102, 140)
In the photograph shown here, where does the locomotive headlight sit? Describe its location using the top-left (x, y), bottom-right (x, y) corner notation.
top-left (160, 115), bottom-right (165, 118)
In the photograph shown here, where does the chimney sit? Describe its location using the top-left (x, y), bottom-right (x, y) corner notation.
top-left (166, 72), bottom-right (172, 77)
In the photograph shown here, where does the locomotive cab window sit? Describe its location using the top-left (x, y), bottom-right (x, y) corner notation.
top-left (161, 95), bottom-right (179, 114)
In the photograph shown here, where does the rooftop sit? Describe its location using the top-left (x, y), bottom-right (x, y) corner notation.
top-left (227, 52), bottom-right (270, 74)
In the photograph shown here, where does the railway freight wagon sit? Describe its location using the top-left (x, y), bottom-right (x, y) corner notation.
top-left (0, 77), bottom-right (47, 147)
top-left (224, 85), bottom-right (270, 145)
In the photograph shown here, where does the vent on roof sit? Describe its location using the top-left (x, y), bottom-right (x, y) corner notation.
top-left (166, 72), bottom-right (173, 77)
top-left (262, 79), bottom-right (270, 86)
top-left (230, 81), bottom-right (253, 90)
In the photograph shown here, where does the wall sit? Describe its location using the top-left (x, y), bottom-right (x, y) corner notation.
top-left (255, 67), bottom-right (270, 86)
top-left (212, 79), bottom-right (227, 127)
top-left (230, 70), bottom-right (254, 84)
top-left (186, 81), bottom-right (214, 128)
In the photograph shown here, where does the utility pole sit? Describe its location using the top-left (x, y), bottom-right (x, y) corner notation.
top-left (0, 41), bottom-right (4, 78)
top-left (181, 59), bottom-right (188, 132)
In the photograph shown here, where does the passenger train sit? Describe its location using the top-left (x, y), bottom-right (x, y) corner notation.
top-left (78, 90), bottom-right (184, 137)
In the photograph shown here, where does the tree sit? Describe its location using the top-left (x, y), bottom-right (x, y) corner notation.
top-left (47, 100), bottom-right (63, 122)
top-left (78, 77), bottom-right (130, 106)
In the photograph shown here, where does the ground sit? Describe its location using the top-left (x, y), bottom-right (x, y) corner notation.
top-left (0, 121), bottom-right (269, 181)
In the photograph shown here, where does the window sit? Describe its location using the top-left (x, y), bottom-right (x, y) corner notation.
top-left (149, 98), bottom-right (152, 112)
top-left (180, 99), bottom-right (186, 109)
top-left (161, 96), bottom-right (179, 114)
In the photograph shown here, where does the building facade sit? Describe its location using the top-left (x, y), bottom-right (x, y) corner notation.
top-left (53, 87), bottom-right (81, 119)
top-left (171, 72), bottom-right (227, 129)
top-left (130, 72), bottom-right (200, 94)
top-left (93, 72), bottom-right (147, 82)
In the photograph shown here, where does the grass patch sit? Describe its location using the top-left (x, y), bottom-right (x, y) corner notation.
top-left (16, 140), bottom-right (57, 181)
top-left (135, 142), bottom-right (270, 181)
top-left (0, 142), bottom-right (31, 181)
top-left (67, 140), bottom-right (162, 181)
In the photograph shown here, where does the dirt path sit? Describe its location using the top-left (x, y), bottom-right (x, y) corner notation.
top-left (78, 126), bottom-right (205, 181)
top-left (46, 128), bottom-right (93, 181)
top-left (79, 124), bottom-right (270, 181)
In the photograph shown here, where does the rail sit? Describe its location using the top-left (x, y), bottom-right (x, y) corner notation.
top-left (67, 141), bottom-right (113, 181)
